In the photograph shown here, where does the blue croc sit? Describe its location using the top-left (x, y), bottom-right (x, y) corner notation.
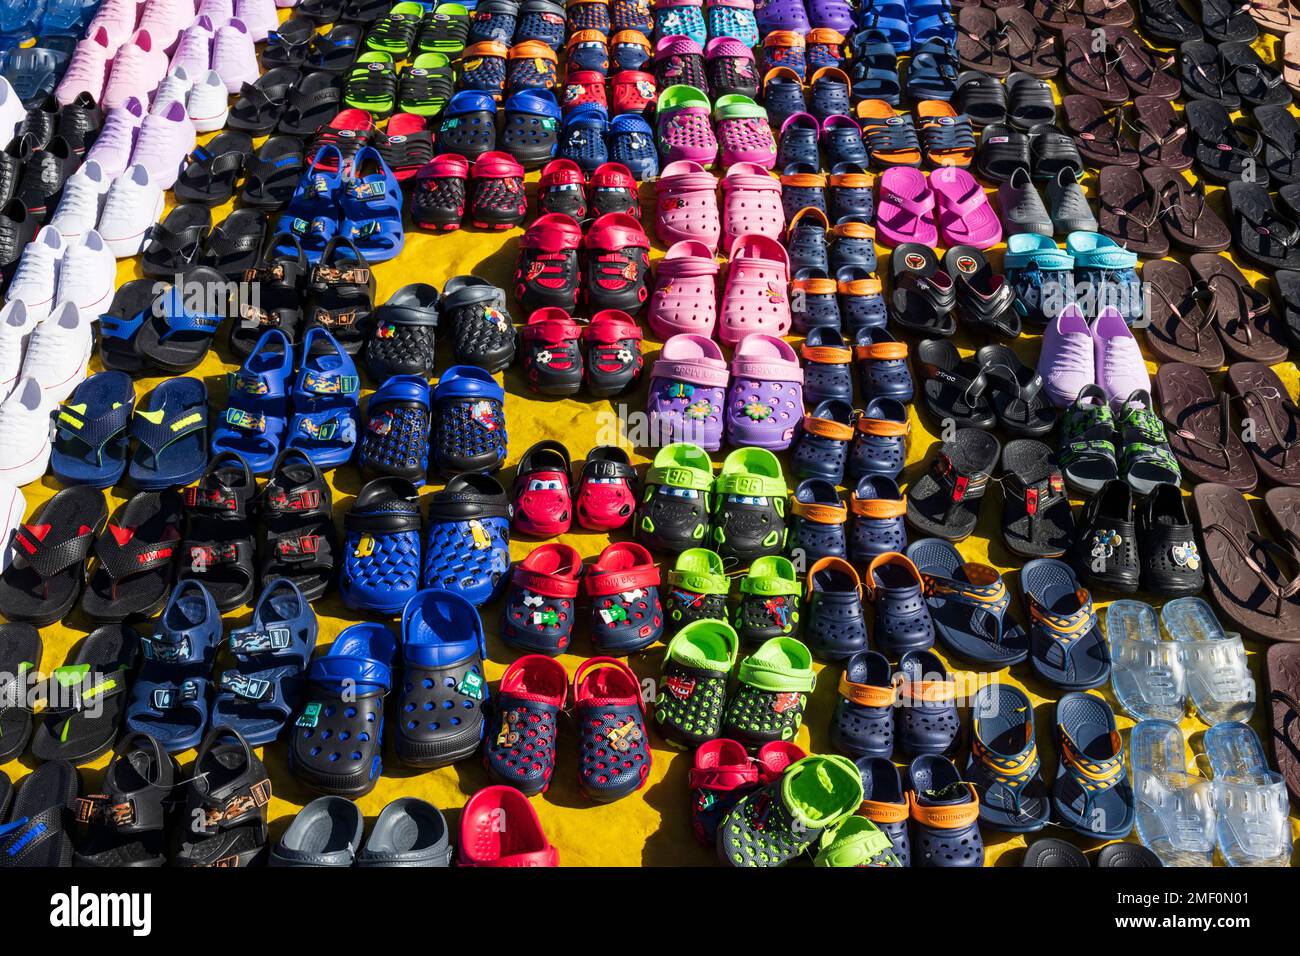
top-left (128, 377), bottom-right (209, 491)
top-left (431, 364), bottom-right (507, 475)
top-left (1052, 691), bottom-right (1135, 840)
top-left (359, 374), bottom-right (430, 481)
top-left (4, 47), bottom-right (65, 104)
top-left (559, 103), bottom-right (610, 172)
top-left (288, 621), bottom-right (397, 797)
top-left (791, 399), bottom-right (854, 483)
top-left (856, 755), bottom-right (911, 864)
top-left (341, 477), bottom-right (423, 613)
top-left (50, 370), bottom-right (135, 488)
top-left (287, 327), bottom-right (361, 469)
top-left (831, 649), bottom-right (895, 758)
top-left (341, 145), bottom-right (405, 262)
top-left (791, 479), bottom-right (848, 561)
top-left (211, 328), bottom-right (294, 475)
top-left (895, 648), bottom-right (960, 757)
top-left (804, 556), bottom-right (868, 660)
top-left (422, 473), bottom-right (511, 606)
top-left (1022, 556), bottom-right (1110, 691)
top-left (865, 550), bottom-right (933, 656)
top-left (395, 587), bottom-right (489, 768)
top-left (125, 581), bottom-right (222, 753)
top-left (848, 474), bottom-right (906, 562)
top-left (607, 112), bottom-right (658, 179)
top-left (906, 754), bottom-right (984, 866)
top-left (966, 682), bottom-right (1050, 833)
top-left (212, 579), bottom-right (319, 747)
top-left (777, 111), bottom-right (820, 169)
top-left (846, 396), bottom-right (909, 483)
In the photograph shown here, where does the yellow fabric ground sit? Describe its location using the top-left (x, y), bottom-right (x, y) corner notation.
top-left (2, 16), bottom-right (1298, 867)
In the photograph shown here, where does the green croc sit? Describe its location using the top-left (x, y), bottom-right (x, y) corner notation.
top-left (712, 447), bottom-right (789, 562)
top-left (635, 442), bottom-right (714, 554)
top-left (722, 635), bottom-right (815, 747)
top-left (815, 816), bottom-right (902, 867)
top-left (345, 52), bottom-right (399, 116)
top-left (654, 619), bottom-right (739, 749)
top-left (666, 547), bottom-right (730, 631)
top-left (734, 555), bottom-right (801, 646)
top-left (399, 52), bottom-right (455, 116)
top-left (719, 754), bottom-right (863, 867)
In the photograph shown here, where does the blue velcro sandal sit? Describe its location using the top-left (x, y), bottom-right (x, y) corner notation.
top-left (895, 648), bottom-right (960, 757)
top-left (289, 621), bottom-right (397, 797)
top-left (830, 649), bottom-right (895, 758)
top-left (287, 327), bottom-right (361, 469)
top-left (907, 537), bottom-right (1028, 667)
top-left (859, 0), bottom-right (909, 49)
top-left (906, 754), bottom-right (984, 866)
top-left (1052, 691), bottom-right (1135, 840)
top-left (422, 474), bottom-right (511, 605)
top-left (276, 144), bottom-right (345, 245)
top-left (559, 103), bottom-right (610, 172)
top-left (966, 682), bottom-right (1049, 833)
top-left (212, 579), bottom-right (319, 746)
top-left (211, 328), bottom-right (294, 475)
top-left (359, 374), bottom-right (430, 481)
top-left (125, 581), bottom-right (222, 753)
top-left (340, 477), bottom-right (423, 614)
top-left (1022, 556), bottom-right (1110, 691)
top-left (431, 364), bottom-right (507, 475)
top-left (608, 112), bottom-right (658, 179)
top-left (129, 377), bottom-right (207, 491)
top-left (50, 370), bottom-right (135, 488)
top-left (856, 755), bottom-right (911, 864)
top-left (905, 37), bottom-right (958, 101)
top-left (847, 29), bottom-right (899, 104)
top-left (341, 145), bottom-right (405, 262)
top-left (396, 587), bottom-right (488, 768)
top-left (804, 556), bottom-right (868, 660)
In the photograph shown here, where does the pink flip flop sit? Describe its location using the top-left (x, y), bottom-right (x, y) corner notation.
top-left (930, 166), bottom-right (1002, 249)
top-left (875, 166), bottom-right (938, 248)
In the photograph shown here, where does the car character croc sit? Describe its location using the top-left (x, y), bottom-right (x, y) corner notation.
top-left (586, 541), bottom-right (664, 654)
top-left (501, 542), bottom-right (583, 654)
top-left (655, 159), bottom-right (721, 250)
top-left (574, 445), bottom-right (637, 530)
top-left (582, 212), bottom-right (650, 312)
top-left (635, 441), bottom-right (713, 553)
top-left (422, 474), bottom-right (511, 605)
top-left (340, 477), bottom-right (423, 614)
top-left (865, 551), bottom-right (934, 657)
top-left (483, 653), bottom-right (567, 794)
top-left (804, 556), bottom-right (868, 660)
top-left (458, 785), bottom-right (558, 866)
top-left (431, 365), bottom-right (507, 475)
top-left (688, 737), bottom-right (759, 846)
top-left (719, 234), bottom-right (791, 344)
top-left (573, 657), bottom-right (653, 801)
top-left (722, 636), bottom-right (816, 747)
top-left (734, 555), bottom-right (800, 645)
top-left (895, 649), bottom-right (960, 757)
top-left (712, 447), bottom-right (789, 562)
top-left (646, 333), bottom-right (728, 450)
top-left (966, 682), bottom-right (1050, 833)
top-left (589, 160), bottom-right (641, 218)
top-left (1052, 691), bottom-right (1135, 840)
top-left (907, 754), bottom-right (984, 866)
top-left (358, 374), bottom-right (430, 481)
top-left (831, 650), bottom-right (896, 758)
top-left (512, 440), bottom-right (572, 537)
top-left (1022, 557), bottom-right (1110, 691)
top-left (655, 618), bottom-right (738, 747)
top-left (396, 588), bottom-right (488, 768)
top-left (725, 333), bottom-right (803, 449)
top-left (514, 212), bottom-right (583, 312)
top-left (666, 548), bottom-right (729, 631)
top-left (790, 479), bottom-right (848, 561)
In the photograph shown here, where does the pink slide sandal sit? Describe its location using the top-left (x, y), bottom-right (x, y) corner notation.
top-left (875, 167), bottom-right (938, 248)
top-left (930, 166), bottom-right (1002, 249)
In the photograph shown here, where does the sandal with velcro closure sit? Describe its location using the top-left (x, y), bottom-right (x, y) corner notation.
top-left (906, 427), bottom-right (1000, 541)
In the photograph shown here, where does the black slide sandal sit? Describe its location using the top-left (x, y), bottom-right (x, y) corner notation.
top-left (915, 337), bottom-right (997, 429)
top-left (890, 243), bottom-right (957, 336)
top-left (308, 23), bottom-right (363, 73)
top-left (975, 122), bottom-right (1032, 182)
top-left (173, 131), bottom-right (255, 206)
top-left (975, 343), bottom-right (1057, 436)
top-left (80, 491), bottom-right (185, 622)
top-left (0, 486), bottom-right (107, 627)
top-left (0, 761), bottom-right (78, 868)
top-left (278, 71), bottom-right (343, 138)
top-left (74, 733), bottom-right (178, 867)
top-left (906, 428), bottom-right (1002, 541)
top-left (30, 624), bottom-right (139, 765)
top-left (203, 209), bottom-right (268, 278)
top-left (0, 623), bottom-right (41, 763)
top-left (999, 438), bottom-right (1075, 558)
top-left (237, 136), bottom-right (305, 210)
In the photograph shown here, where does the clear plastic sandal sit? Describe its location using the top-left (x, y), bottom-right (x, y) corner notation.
top-left (1106, 600), bottom-right (1185, 722)
top-left (1130, 719), bottom-right (1215, 867)
top-left (1202, 721), bottom-right (1292, 867)
top-left (1161, 597), bottom-right (1255, 725)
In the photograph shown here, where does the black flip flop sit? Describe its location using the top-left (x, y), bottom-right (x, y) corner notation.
top-left (140, 203), bottom-right (210, 279)
top-left (0, 761), bottom-right (78, 868)
top-left (1179, 40), bottom-right (1241, 109)
top-left (1184, 99), bottom-right (1263, 184)
top-left (0, 623), bottom-right (41, 763)
top-left (890, 243), bottom-right (958, 336)
top-left (261, 15), bottom-right (317, 69)
top-left (906, 428), bottom-right (1002, 541)
top-left (80, 491), bottom-right (185, 623)
top-left (202, 209), bottom-right (268, 279)
top-left (1201, 0), bottom-right (1258, 42)
top-left (1226, 179), bottom-right (1300, 270)
top-left (1219, 40), bottom-right (1291, 108)
top-left (278, 71), bottom-right (343, 138)
top-left (999, 438), bottom-right (1075, 558)
top-left (1254, 105), bottom-right (1300, 186)
top-left (30, 625), bottom-right (139, 765)
top-left (237, 136), bottom-right (305, 209)
top-left (227, 67), bottom-right (303, 136)
top-left (976, 343), bottom-right (1057, 435)
top-left (300, 0), bottom-right (346, 23)
top-left (307, 23), bottom-right (363, 74)
top-left (915, 338), bottom-right (997, 429)
top-left (976, 122), bottom-right (1032, 182)
top-left (173, 130), bottom-right (255, 206)
top-left (0, 486), bottom-right (108, 627)
top-left (1271, 268), bottom-right (1300, 352)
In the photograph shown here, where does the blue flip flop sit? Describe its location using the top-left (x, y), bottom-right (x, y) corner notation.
top-left (211, 579), bottom-right (319, 746)
top-left (287, 327), bottom-right (361, 469)
top-left (50, 370), bottom-right (135, 488)
top-left (211, 328), bottom-right (293, 475)
top-left (341, 477), bottom-right (423, 614)
top-left (125, 581), bottom-right (222, 753)
top-left (905, 37), bottom-right (959, 102)
top-left (1052, 691), bottom-right (1135, 840)
top-left (128, 377), bottom-right (210, 491)
top-left (966, 682), bottom-right (1050, 833)
top-left (1021, 557), bottom-right (1111, 691)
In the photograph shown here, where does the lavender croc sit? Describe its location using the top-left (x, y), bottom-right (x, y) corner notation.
top-left (647, 334), bottom-right (729, 451)
top-left (725, 333), bottom-right (804, 450)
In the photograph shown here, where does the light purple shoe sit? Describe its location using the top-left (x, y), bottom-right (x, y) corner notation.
top-left (212, 18), bottom-right (259, 93)
top-left (725, 332), bottom-right (803, 450)
top-left (55, 26), bottom-right (115, 107)
top-left (197, 0), bottom-right (234, 20)
top-left (235, 0), bottom-right (278, 41)
top-left (130, 98), bottom-right (195, 190)
top-left (1038, 302), bottom-right (1095, 408)
top-left (807, 0), bottom-right (853, 30)
top-left (646, 333), bottom-right (729, 451)
top-left (85, 96), bottom-right (146, 177)
top-left (1092, 305), bottom-right (1150, 406)
top-left (171, 17), bottom-right (215, 77)
top-left (139, 0), bottom-right (201, 52)
top-left (755, 0), bottom-right (809, 33)
top-left (102, 29), bottom-right (170, 110)
top-left (87, 0), bottom-right (143, 51)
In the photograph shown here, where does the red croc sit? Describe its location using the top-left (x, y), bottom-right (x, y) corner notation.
top-left (521, 307), bottom-right (584, 395)
top-left (573, 656), bottom-right (653, 802)
top-left (511, 439), bottom-right (573, 536)
top-left (756, 740), bottom-right (808, 783)
top-left (539, 157), bottom-right (589, 219)
top-left (561, 68), bottom-right (608, 113)
top-left (688, 738), bottom-right (759, 846)
top-left (586, 541), bottom-right (664, 654)
top-left (514, 212), bottom-right (584, 312)
top-left (501, 542), bottom-right (583, 654)
top-left (582, 308), bottom-right (644, 396)
top-left (574, 445), bottom-right (637, 531)
top-left (588, 160), bottom-right (641, 218)
top-left (459, 785), bottom-right (559, 866)
top-left (610, 68), bottom-right (657, 117)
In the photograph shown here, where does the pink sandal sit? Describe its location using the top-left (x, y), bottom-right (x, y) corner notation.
top-left (656, 83), bottom-right (719, 167)
top-left (646, 333), bottom-right (729, 451)
top-left (713, 94), bottom-right (777, 168)
top-left (655, 159), bottom-right (721, 251)
top-left (876, 166), bottom-right (939, 248)
top-left (648, 239), bottom-right (720, 338)
top-left (929, 166), bottom-right (1002, 249)
top-left (719, 233), bottom-right (791, 344)
top-left (720, 161), bottom-right (783, 249)
top-left (725, 332), bottom-right (804, 449)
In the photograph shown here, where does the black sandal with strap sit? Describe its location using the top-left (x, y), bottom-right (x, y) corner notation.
top-left (305, 237), bottom-right (376, 355)
top-left (260, 449), bottom-right (337, 602)
top-left (1000, 438), bottom-right (1075, 558)
top-left (976, 343), bottom-right (1058, 437)
top-left (906, 427), bottom-right (1002, 541)
top-left (278, 71), bottom-right (343, 138)
top-left (916, 337), bottom-right (997, 429)
top-left (173, 131), bottom-right (254, 206)
top-left (173, 726), bottom-right (272, 868)
top-left (74, 732), bottom-right (178, 867)
top-left (231, 234), bottom-right (309, 359)
top-left (890, 243), bottom-right (958, 336)
top-left (227, 67), bottom-right (302, 136)
top-left (179, 453), bottom-right (258, 612)
top-left (1185, 99), bottom-right (1264, 183)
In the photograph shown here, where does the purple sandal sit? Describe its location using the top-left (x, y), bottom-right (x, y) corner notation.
top-left (647, 333), bottom-right (730, 451)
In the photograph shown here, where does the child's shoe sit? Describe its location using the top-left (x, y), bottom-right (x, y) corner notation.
top-left (712, 447), bottom-right (788, 562)
top-left (612, 0), bottom-right (652, 32)
top-left (610, 69), bottom-right (657, 117)
top-left (583, 309), bottom-right (644, 396)
top-left (483, 654), bottom-right (567, 794)
top-left (567, 28), bottom-right (611, 70)
top-left (848, 474), bottom-right (907, 562)
top-left (513, 212), bottom-right (583, 312)
top-left (707, 0), bottom-right (759, 45)
top-left (829, 215), bottom-right (876, 272)
top-left (212, 329), bottom-right (293, 474)
top-left (656, 618), bottom-right (739, 748)
top-left (705, 36), bottom-right (759, 98)
top-left (568, 0), bottom-right (611, 32)
top-left (468, 150), bottom-right (527, 229)
top-left (516, 0), bottom-right (567, 47)
top-left (829, 161), bottom-right (875, 221)
top-left (512, 439), bottom-right (573, 538)
top-left (442, 276), bottom-right (516, 372)
top-left (457, 786), bottom-right (558, 866)
top-left (896, 649), bottom-right (960, 756)
top-left (666, 547), bottom-right (730, 631)
top-left (724, 333), bottom-right (802, 450)
top-left (847, 396), bottom-right (908, 482)
top-left (807, 28), bottom-right (846, 70)
top-left (854, 327), bottom-right (912, 402)
top-left (435, 90), bottom-right (498, 160)
top-left (805, 555), bottom-right (868, 659)
top-left (457, 40), bottom-right (510, 98)
top-left (830, 649), bottom-right (895, 757)
top-left (713, 94), bottom-right (777, 169)
top-left (857, 755), bottom-right (912, 865)
top-left (560, 68), bottom-right (607, 113)
top-left (778, 111), bottom-right (821, 168)
top-left (588, 161), bottom-right (640, 218)
top-left (340, 477), bottom-right (423, 613)
top-left (721, 163), bottom-right (784, 248)
top-left (574, 657), bottom-right (652, 801)
top-left (582, 212), bottom-right (650, 312)
top-left (763, 30), bottom-right (806, 78)
top-left (762, 65), bottom-right (806, 127)
top-left (611, 28), bottom-right (653, 68)
top-left (688, 737), bottom-right (758, 846)
top-left (722, 636), bottom-right (816, 748)
top-left (645, 334), bottom-right (727, 450)
top-left (538, 158), bottom-right (588, 217)
top-left (800, 327), bottom-right (854, 405)
top-left (655, 158), bottom-right (720, 250)
top-left (734, 555), bottom-right (801, 645)
top-left (358, 374), bottom-right (431, 481)
top-left (558, 102), bottom-right (609, 171)
top-left (413, 152), bottom-right (470, 230)
top-left (787, 205), bottom-right (832, 279)
top-left (648, 241), bottom-right (719, 339)
top-left (653, 34), bottom-right (708, 91)
top-left (837, 265), bottom-right (888, 334)
top-left (790, 398), bottom-right (854, 483)
top-left (574, 445), bottom-right (637, 530)
top-left (655, 84), bottom-right (717, 167)
top-left (287, 328), bottom-right (362, 469)
top-left (506, 40), bottom-right (558, 92)
top-left (635, 441), bottom-right (714, 553)
top-left (520, 307), bottom-right (583, 395)
top-left (607, 112), bottom-right (659, 179)
top-left (907, 754), bottom-right (984, 867)
top-left (808, 65), bottom-right (851, 120)
top-left (866, 551), bottom-right (933, 657)
top-left (422, 473), bottom-right (511, 605)
top-left (430, 365), bottom-right (508, 475)
top-left (468, 0), bottom-right (517, 43)
top-left (779, 163), bottom-right (827, 224)
top-left (586, 541), bottom-right (664, 654)
top-left (791, 480), bottom-right (848, 562)
top-left (654, 0), bottom-right (706, 44)
top-left (501, 542), bottom-right (582, 653)
top-left (757, 0), bottom-right (810, 33)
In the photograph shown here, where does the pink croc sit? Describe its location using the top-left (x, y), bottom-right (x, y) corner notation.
top-left (655, 84), bottom-right (718, 168)
top-left (720, 161), bottom-right (782, 249)
top-left (719, 233), bottom-right (790, 345)
top-left (712, 94), bottom-right (777, 169)
top-left (725, 332), bottom-right (803, 449)
top-left (930, 166), bottom-right (1002, 250)
top-left (876, 166), bottom-right (938, 248)
top-left (655, 159), bottom-right (720, 251)
top-left (646, 333), bottom-right (729, 451)
top-left (648, 239), bottom-right (719, 339)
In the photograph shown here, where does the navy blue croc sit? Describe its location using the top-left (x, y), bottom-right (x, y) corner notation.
top-left (822, 113), bottom-right (869, 166)
top-left (422, 474), bottom-right (511, 605)
top-left (895, 648), bottom-right (960, 757)
top-left (865, 551), bottom-right (934, 657)
top-left (799, 328), bottom-right (854, 406)
top-left (483, 653), bottom-right (567, 794)
top-left (289, 621), bottom-right (397, 797)
top-left (804, 556), bottom-right (869, 661)
top-left (340, 477), bottom-right (423, 614)
top-left (791, 402), bottom-right (854, 483)
top-left (585, 541), bottom-right (664, 655)
top-left (856, 755), bottom-right (911, 864)
top-left (907, 754), bottom-right (984, 866)
top-left (431, 364), bottom-right (508, 475)
top-left (359, 374), bottom-right (431, 481)
top-left (847, 396), bottom-right (909, 482)
top-left (777, 111), bottom-right (820, 169)
top-left (573, 656), bottom-right (652, 801)
top-left (966, 682), bottom-right (1050, 833)
top-left (831, 650), bottom-right (895, 758)
top-left (829, 162), bottom-right (876, 221)
top-left (853, 327), bottom-right (911, 403)
top-left (849, 474), bottom-right (907, 562)
top-left (791, 478), bottom-right (848, 562)
top-left (608, 111), bottom-right (658, 179)
top-left (558, 103), bottom-right (609, 171)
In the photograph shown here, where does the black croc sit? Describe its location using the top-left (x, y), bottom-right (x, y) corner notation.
top-left (365, 282), bottom-right (440, 378)
top-left (441, 275), bottom-right (516, 371)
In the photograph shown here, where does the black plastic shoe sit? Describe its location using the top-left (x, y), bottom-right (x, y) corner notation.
top-left (16, 95), bottom-right (58, 148)
top-left (1137, 481), bottom-right (1204, 597)
top-left (365, 282), bottom-right (440, 379)
top-left (441, 275), bottom-right (516, 372)
top-left (1069, 478), bottom-right (1140, 594)
top-left (17, 136), bottom-right (77, 221)
top-left (55, 92), bottom-right (103, 156)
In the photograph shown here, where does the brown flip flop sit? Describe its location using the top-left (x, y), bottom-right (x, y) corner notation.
top-left (998, 8), bottom-right (1062, 77)
top-left (1097, 163), bottom-right (1170, 255)
top-left (957, 6), bottom-right (1012, 76)
top-left (1190, 253), bottom-right (1290, 365)
top-left (1144, 166), bottom-right (1231, 252)
top-left (1226, 361), bottom-right (1300, 487)
top-left (1193, 481), bottom-right (1300, 642)
top-left (1083, 0), bottom-right (1134, 26)
top-left (1141, 259), bottom-right (1226, 369)
top-left (1265, 638), bottom-right (1300, 801)
top-left (1250, 0), bottom-right (1300, 35)
top-left (1061, 94), bottom-right (1140, 166)
top-left (1105, 27), bottom-right (1182, 98)
top-left (1032, 0), bottom-right (1087, 31)
top-left (1061, 27), bottom-right (1129, 102)
top-left (1155, 362), bottom-right (1259, 490)
top-left (1284, 30), bottom-right (1300, 95)
top-left (1132, 96), bottom-right (1192, 170)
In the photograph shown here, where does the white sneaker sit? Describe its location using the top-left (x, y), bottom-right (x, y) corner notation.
top-left (0, 78), bottom-right (26, 148)
top-left (170, 16), bottom-right (214, 78)
top-left (152, 67), bottom-right (194, 114)
top-left (0, 479), bottom-right (26, 572)
top-left (49, 160), bottom-right (111, 243)
top-left (234, 0), bottom-right (277, 41)
top-left (5, 227), bottom-right (65, 323)
top-left (186, 69), bottom-right (229, 132)
top-left (0, 378), bottom-right (52, 488)
top-left (20, 301), bottom-right (92, 406)
top-left (0, 300), bottom-right (36, 401)
top-left (85, 96), bottom-right (146, 178)
top-left (211, 18), bottom-right (258, 92)
top-left (97, 165), bottom-right (165, 258)
top-left (54, 231), bottom-right (117, 317)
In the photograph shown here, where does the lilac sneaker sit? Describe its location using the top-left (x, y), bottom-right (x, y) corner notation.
top-left (130, 98), bottom-right (195, 190)
top-left (1092, 305), bottom-right (1150, 406)
top-left (755, 0), bottom-right (809, 33)
top-left (102, 29), bottom-right (170, 110)
top-left (85, 97), bottom-right (146, 178)
top-left (139, 0), bottom-right (200, 51)
top-left (1038, 302), bottom-right (1094, 408)
top-left (171, 17), bottom-right (216, 79)
top-left (807, 0), bottom-right (853, 30)
top-left (213, 18), bottom-right (260, 93)
top-left (646, 333), bottom-right (729, 451)
top-left (725, 333), bottom-right (804, 450)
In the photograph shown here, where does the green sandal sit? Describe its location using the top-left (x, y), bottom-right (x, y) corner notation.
top-left (815, 816), bottom-right (902, 867)
top-left (666, 547), bottom-right (730, 631)
top-left (734, 555), bottom-right (801, 646)
top-left (1058, 383), bottom-right (1118, 495)
top-left (654, 619), bottom-right (739, 749)
top-left (366, 2), bottom-right (425, 57)
top-left (345, 52), bottom-right (399, 116)
top-left (1116, 393), bottom-right (1181, 495)
top-left (417, 3), bottom-right (470, 56)
top-left (722, 636), bottom-right (815, 747)
top-left (399, 52), bottom-right (455, 115)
